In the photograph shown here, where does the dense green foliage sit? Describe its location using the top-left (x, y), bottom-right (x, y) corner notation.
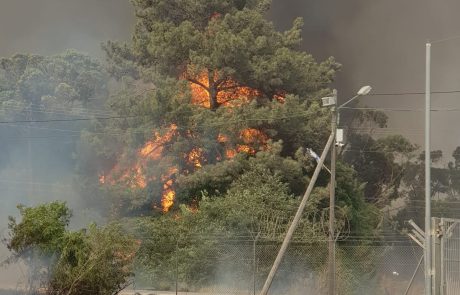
top-left (0, 50), bottom-right (106, 114)
top-left (7, 202), bottom-right (71, 255)
top-left (0, 51), bottom-right (108, 179)
top-left (6, 202), bottom-right (137, 295)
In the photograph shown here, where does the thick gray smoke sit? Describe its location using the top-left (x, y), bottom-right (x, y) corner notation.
top-left (0, 0), bottom-right (133, 57)
top-left (0, 0), bottom-right (133, 288)
top-left (270, 0), bottom-right (460, 154)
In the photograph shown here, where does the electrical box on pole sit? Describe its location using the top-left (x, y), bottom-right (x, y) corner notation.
top-left (321, 96), bottom-right (336, 107)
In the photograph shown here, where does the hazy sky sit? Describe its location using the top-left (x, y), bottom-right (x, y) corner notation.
top-left (0, 0), bottom-right (133, 57)
top-left (2, 0), bottom-right (460, 153)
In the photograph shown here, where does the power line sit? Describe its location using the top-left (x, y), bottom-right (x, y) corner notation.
top-left (431, 35), bottom-right (460, 44)
top-left (0, 115), bottom-right (142, 124)
top-left (4, 94), bottom-right (460, 126)
top-left (0, 103), bottom-right (114, 118)
top-left (369, 90), bottom-right (460, 96)
top-left (3, 106), bottom-right (460, 127)
top-left (0, 110), bottom-right (319, 125)
top-left (341, 106), bottom-right (460, 112)
top-left (0, 105), bottom-right (113, 117)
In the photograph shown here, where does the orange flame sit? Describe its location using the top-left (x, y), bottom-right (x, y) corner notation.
top-left (240, 128), bottom-right (268, 145)
top-left (188, 70), bottom-right (260, 109)
top-left (161, 167), bottom-right (179, 212)
top-left (188, 147), bottom-right (204, 168)
top-left (140, 124), bottom-right (178, 160)
top-left (217, 129), bottom-right (269, 159)
top-left (100, 68), bottom-right (283, 213)
top-left (99, 124), bottom-right (180, 212)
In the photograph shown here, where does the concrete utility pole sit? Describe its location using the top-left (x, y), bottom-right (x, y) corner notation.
top-left (328, 89), bottom-right (337, 295)
top-left (259, 132), bottom-right (335, 295)
top-left (425, 41), bottom-right (432, 295)
top-left (323, 86), bottom-right (371, 295)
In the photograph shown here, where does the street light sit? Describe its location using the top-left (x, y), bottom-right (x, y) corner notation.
top-left (321, 85), bottom-right (372, 295)
top-left (322, 86), bottom-right (372, 108)
top-left (259, 86), bottom-right (372, 295)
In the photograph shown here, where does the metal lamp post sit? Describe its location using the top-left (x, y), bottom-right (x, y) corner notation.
top-left (321, 85), bottom-right (372, 295)
top-left (425, 41), bottom-right (432, 295)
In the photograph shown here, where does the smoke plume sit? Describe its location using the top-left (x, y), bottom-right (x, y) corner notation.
top-left (270, 0), bottom-right (460, 154)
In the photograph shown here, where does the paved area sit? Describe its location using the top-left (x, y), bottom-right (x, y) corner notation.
top-left (120, 290), bottom-right (246, 295)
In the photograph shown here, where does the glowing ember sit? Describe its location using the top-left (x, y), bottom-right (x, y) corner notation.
top-left (225, 149), bottom-right (237, 159)
top-left (217, 134), bottom-right (229, 143)
top-left (188, 148), bottom-right (204, 168)
top-left (273, 91), bottom-right (287, 103)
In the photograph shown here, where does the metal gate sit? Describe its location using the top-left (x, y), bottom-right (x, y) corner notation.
top-left (439, 218), bottom-right (460, 295)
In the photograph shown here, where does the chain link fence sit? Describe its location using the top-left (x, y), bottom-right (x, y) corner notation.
top-left (132, 236), bottom-right (425, 295)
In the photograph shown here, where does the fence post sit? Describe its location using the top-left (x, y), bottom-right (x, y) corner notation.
top-left (253, 233), bottom-right (260, 295)
top-left (175, 239), bottom-right (179, 295)
top-left (432, 218), bottom-right (441, 295)
top-left (440, 218), bottom-right (445, 295)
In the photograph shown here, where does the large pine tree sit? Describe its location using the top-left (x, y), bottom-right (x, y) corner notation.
top-left (85, 0), bottom-right (343, 216)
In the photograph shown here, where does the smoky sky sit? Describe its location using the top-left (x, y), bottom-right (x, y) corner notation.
top-left (0, 0), bottom-right (133, 57)
top-left (270, 0), bottom-right (460, 155)
top-left (2, 0), bottom-right (459, 152)
top-left (0, 2), bottom-right (459, 208)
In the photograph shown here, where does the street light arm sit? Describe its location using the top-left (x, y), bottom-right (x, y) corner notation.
top-left (337, 94), bottom-right (360, 109)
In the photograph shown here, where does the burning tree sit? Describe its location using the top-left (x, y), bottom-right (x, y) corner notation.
top-left (74, 0), bottom-right (388, 291)
top-left (81, 0), bottom-right (340, 215)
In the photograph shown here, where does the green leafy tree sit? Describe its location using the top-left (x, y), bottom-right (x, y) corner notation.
top-left (0, 50), bottom-right (106, 107)
top-left (0, 50), bottom-right (108, 177)
top-left (344, 133), bottom-right (417, 204)
top-left (6, 202), bottom-right (137, 295)
top-left (131, 162), bottom-right (328, 289)
top-left (131, 156), bottom-right (378, 290)
top-left (106, 0), bottom-right (337, 109)
top-left (80, 0), bottom-right (339, 214)
top-left (394, 149), bottom-right (460, 229)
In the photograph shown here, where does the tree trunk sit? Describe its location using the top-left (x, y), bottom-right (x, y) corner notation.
top-left (207, 72), bottom-right (219, 111)
top-left (209, 85), bottom-right (219, 110)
